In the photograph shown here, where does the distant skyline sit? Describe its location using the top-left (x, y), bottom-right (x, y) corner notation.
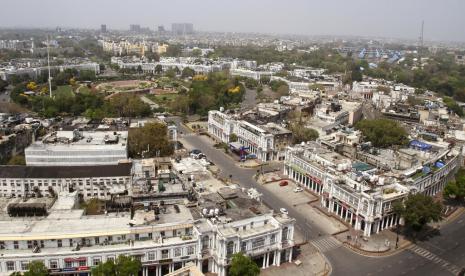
top-left (1, 0), bottom-right (464, 42)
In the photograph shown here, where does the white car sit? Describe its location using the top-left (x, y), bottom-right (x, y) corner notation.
top-left (293, 187), bottom-right (303, 193)
top-left (279, 208), bottom-right (288, 215)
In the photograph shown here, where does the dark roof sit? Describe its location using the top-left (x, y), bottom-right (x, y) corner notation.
top-left (0, 163), bottom-right (132, 178)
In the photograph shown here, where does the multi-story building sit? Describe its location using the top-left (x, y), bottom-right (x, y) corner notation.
top-left (25, 130), bottom-right (128, 166)
top-left (0, 185), bottom-right (295, 276)
top-left (284, 140), bottom-right (462, 237)
top-left (208, 111), bottom-right (292, 161)
top-left (171, 23), bottom-right (194, 35)
top-left (0, 162), bottom-right (132, 200)
top-left (100, 24), bottom-right (107, 33)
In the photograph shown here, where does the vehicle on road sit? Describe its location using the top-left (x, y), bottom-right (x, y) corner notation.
top-left (279, 180), bottom-right (288, 186)
top-left (293, 187), bottom-right (303, 193)
top-left (190, 149), bottom-right (205, 159)
top-left (280, 208), bottom-right (288, 215)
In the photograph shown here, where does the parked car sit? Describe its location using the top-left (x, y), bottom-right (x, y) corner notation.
top-left (280, 208), bottom-right (288, 215)
top-left (279, 180), bottom-right (288, 186)
top-left (293, 187), bottom-right (303, 193)
top-left (190, 149), bottom-right (203, 159)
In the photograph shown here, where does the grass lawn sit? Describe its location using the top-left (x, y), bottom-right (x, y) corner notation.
top-left (53, 85), bottom-right (74, 97)
top-left (146, 93), bottom-right (178, 104)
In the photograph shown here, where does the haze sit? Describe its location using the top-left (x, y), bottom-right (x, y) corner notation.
top-left (1, 0), bottom-right (464, 42)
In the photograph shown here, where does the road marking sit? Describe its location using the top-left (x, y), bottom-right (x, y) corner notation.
top-left (408, 244), bottom-right (462, 275)
top-left (310, 236), bottom-right (342, 253)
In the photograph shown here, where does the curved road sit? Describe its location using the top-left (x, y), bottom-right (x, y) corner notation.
top-left (172, 117), bottom-right (465, 276)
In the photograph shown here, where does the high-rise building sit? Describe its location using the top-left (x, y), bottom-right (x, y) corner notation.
top-left (157, 25), bottom-right (165, 33)
top-left (171, 23), bottom-right (194, 35)
top-left (100, 24), bottom-right (107, 33)
top-left (129, 24), bottom-right (141, 32)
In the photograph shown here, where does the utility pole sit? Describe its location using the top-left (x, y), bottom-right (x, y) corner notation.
top-left (47, 35), bottom-right (53, 98)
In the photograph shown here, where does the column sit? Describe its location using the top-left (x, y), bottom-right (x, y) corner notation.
top-left (288, 248), bottom-right (293, 262)
top-left (276, 251), bottom-right (281, 266)
top-left (272, 250), bottom-right (277, 265)
top-left (262, 254), bottom-right (266, 268)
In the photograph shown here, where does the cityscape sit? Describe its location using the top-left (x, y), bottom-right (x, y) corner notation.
top-left (0, 1), bottom-right (465, 276)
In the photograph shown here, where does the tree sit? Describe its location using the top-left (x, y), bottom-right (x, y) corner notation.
top-left (181, 67), bottom-right (195, 78)
top-left (128, 122), bottom-right (174, 158)
top-left (7, 155), bottom-right (26, 165)
top-left (92, 255), bottom-right (141, 276)
top-left (192, 48), bottom-right (202, 57)
top-left (230, 133), bottom-right (238, 142)
top-left (355, 119), bottom-right (408, 148)
top-left (229, 252), bottom-right (260, 276)
top-left (154, 64), bottom-right (163, 74)
top-left (394, 193), bottom-right (443, 232)
top-left (23, 261), bottom-right (48, 276)
top-left (26, 81), bottom-right (38, 91)
top-left (444, 168), bottom-right (465, 201)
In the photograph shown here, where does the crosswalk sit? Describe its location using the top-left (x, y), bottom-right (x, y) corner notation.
top-left (311, 236), bottom-right (342, 253)
top-left (408, 244), bottom-right (462, 275)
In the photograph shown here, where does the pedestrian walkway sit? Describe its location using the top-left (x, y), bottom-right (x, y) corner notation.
top-left (311, 236), bottom-right (342, 253)
top-left (408, 244), bottom-right (462, 275)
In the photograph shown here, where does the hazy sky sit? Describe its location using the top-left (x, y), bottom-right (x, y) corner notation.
top-left (1, 0), bottom-right (464, 42)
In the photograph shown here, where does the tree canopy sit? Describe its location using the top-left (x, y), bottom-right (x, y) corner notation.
top-left (228, 252), bottom-right (260, 276)
top-left (23, 261), bottom-right (49, 276)
top-left (128, 122), bottom-right (174, 158)
top-left (355, 119), bottom-right (408, 148)
top-left (91, 255), bottom-right (141, 276)
top-left (394, 193), bottom-right (443, 232)
top-left (444, 168), bottom-right (465, 202)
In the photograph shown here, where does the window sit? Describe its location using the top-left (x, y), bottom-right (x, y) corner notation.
top-left (187, 246), bottom-right (195, 255)
top-left (148, 233), bottom-right (152, 239)
top-left (135, 234), bottom-right (140, 241)
top-left (0, 241), bottom-right (4, 249)
top-left (252, 237), bottom-right (265, 249)
top-left (6, 261), bottom-right (15, 271)
top-left (173, 230), bottom-right (177, 237)
top-left (107, 236), bottom-right (113, 242)
top-left (270, 234), bottom-right (276, 244)
top-left (49, 260), bottom-right (58, 269)
top-left (226, 241), bottom-right (234, 255)
top-left (57, 240), bottom-right (62, 247)
top-left (13, 241), bottom-right (18, 249)
top-left (92, 257), bottom-right (101, 266)
top-left (69, 239), bottom-right (73, 247)
top-left (121, 235), bottom-right (126, 240)
top-left (79, 259), bottom-right (87, 266)
top-left (106, 256), bottom-right (115, 263)
top-left (95, 237), bottom-right (100, 244)
top-left (174, 247), bottom-right (181, 257)
top-left (65, 260), bottom-right (73, 268)
top-left (160, 231), bottom-right (165, 237)
top-left (148, 252), bottom-right (155, 261)
top-left (241, 242), bottom-right (247, 252)
top-left (40, 240), bottom-right (44, 248)
top-left (161, 249), bottom-right (169, 259)
top-left (21, 261), bottom-right (29, 271)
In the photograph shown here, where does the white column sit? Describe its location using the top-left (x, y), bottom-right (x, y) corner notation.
top-left (262, 254), bottom-right (266, 268)
top-left (276, 250), bottom-right (281, 266)
top-left (288, 248), bottom-right (293, 262)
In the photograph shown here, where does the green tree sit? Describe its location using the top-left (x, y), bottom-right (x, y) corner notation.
top-left (230, 133), bottom-right (238, 142)
top-left (229, 252), bottom-right (260, 276)
top-left (181, 67), bottom-right (195, 78)
top-left (7, 155), bottom-right (26, 165)
top-left (192, 48), bottom-right (202, 57)
top-left (92, 255), bottom-right (141, 276)
top-left (355, 119), bottom-right (408, 148)
top-left (394, 193), bottom-right (443, 232)
top-left (154, 64), bottom-right (163, 74)
top-left (23, 261), bottom-right (49, 276)
top-left (444, 168), bottom-right (465, 201)
top-left (128, 122), bottom-right (174, 158)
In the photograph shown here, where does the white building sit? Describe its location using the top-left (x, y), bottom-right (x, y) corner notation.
top-left (0, 163), bottom-right (132, 200)
top-left (25, 131), bottom-right (128, 166)
top-left (284, 141), bottom-right (462, 237)
top-left (208, 111), bottom-right (292, 161)
top-left (0, 188), bottom-right (295, 276)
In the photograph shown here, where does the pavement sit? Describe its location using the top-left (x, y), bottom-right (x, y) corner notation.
top-left (170, 116), bottom-right (465, 276)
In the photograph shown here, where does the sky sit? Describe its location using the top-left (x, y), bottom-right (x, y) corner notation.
top-left (1, 0), bottom-right (464, 42)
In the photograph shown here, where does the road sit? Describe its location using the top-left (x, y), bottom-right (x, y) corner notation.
top-left (172, 117), bottom-right (465, 276)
